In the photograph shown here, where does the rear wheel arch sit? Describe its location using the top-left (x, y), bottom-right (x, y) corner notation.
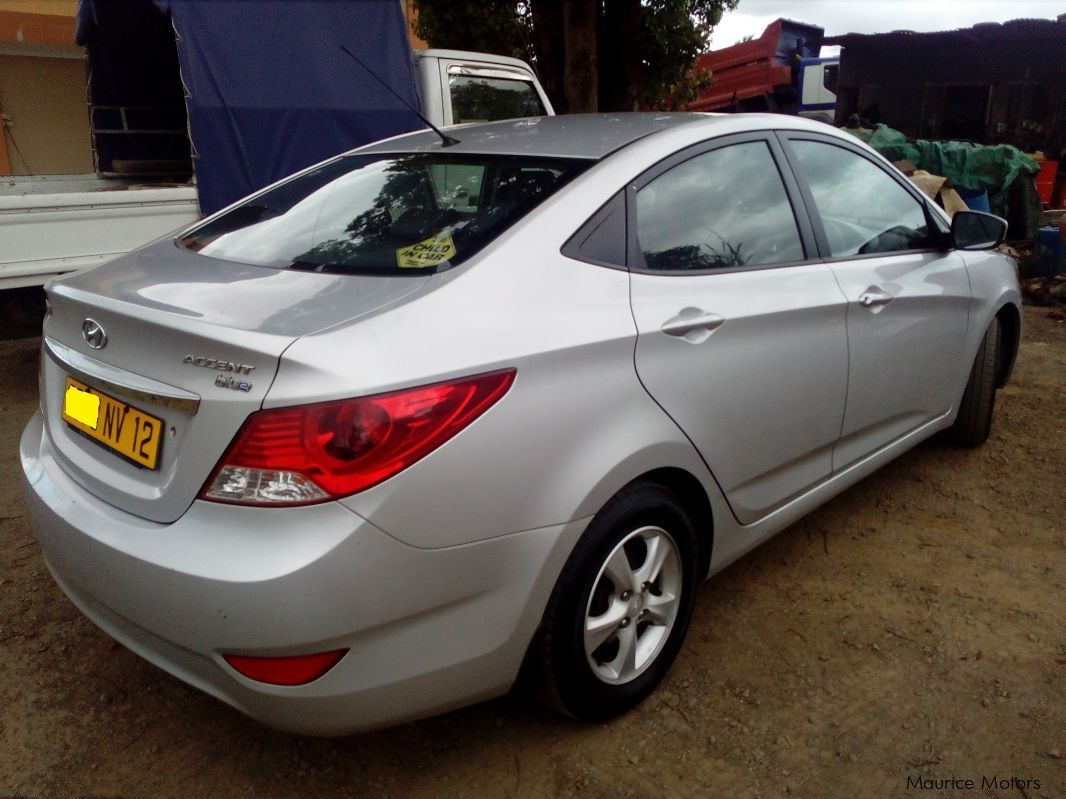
top-left (636, 467), bottom-right (714, 580)
top-left (560, 435), bottom-right (719, 573)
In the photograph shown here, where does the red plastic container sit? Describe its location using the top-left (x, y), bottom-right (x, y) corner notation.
top-left (1036, 159), bottom-right (1058, 205)
top-left (1052, 169), bottom-right (1066, 209)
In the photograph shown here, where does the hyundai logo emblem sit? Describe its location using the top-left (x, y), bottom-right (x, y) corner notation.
top-left (81, 318), bottom-right (107, 350)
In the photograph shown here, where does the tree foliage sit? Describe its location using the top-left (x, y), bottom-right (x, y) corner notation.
top-left (412, 0), bottom-right (738, 113)
top-left (412, 1), bottom-right (534, 64)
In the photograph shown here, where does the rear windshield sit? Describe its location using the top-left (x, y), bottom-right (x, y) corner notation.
top-left (180, 153), bottom-right (589, 274)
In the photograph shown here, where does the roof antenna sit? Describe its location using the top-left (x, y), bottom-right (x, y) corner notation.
top-left (340, 44), bottom-right (460, 148)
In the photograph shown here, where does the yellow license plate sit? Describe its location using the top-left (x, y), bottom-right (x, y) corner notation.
top-left (62, 377), bottom-right (163, 470)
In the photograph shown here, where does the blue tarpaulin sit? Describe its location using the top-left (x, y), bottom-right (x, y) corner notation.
top-left (77, 0), bottom-right (423, 214)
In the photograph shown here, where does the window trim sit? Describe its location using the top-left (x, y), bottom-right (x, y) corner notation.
top-left (625, 131), bottom-right (821, 277)
top-left (560, 191), bottom-right (628, 270)
top-left (775, 131), bottom-right (952, 263)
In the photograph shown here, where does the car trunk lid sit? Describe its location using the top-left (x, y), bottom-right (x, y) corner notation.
top-left (40, 241), bottom-right (431, 523)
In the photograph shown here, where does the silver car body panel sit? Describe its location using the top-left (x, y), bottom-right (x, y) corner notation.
top-left (278, 244), bottom-right (712, 548)
top-left (958, 248), bottom-right (1023, 382)
top-left (829, 250), bottom-right (972, 470)
top-left (21, 113), bottom-right (1022, 734)
top-left (630, 264), bottom-right (849, 525)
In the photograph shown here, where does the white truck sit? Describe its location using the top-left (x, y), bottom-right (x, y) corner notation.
top-left (0, 48), bottom-right (553, 292)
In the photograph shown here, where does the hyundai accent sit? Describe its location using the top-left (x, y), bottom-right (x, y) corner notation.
top-left (21, 113), bottom-right (1020, 734)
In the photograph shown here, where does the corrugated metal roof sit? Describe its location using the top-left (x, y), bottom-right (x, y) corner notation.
top-left (825, 17), bottom-right (1065, 47)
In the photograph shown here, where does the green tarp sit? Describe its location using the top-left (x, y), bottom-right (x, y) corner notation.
top-left (846, 124), bottom-right (1042, 239)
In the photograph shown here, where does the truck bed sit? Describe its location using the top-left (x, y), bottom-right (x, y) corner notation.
top-left (0, 175), bottom-right (199, 289)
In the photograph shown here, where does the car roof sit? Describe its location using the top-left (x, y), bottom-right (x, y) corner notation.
top-left (357, 112), bottom-right (729, 160)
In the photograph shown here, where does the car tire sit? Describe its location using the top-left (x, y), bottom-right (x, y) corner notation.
top-left (538, 481), bottom-right (699, 721)
top-left (949, 317), bottom-right (1000, 447)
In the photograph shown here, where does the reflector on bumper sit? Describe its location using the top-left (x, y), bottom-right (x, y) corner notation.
top-left (223, 649), bottom-right (348, 686)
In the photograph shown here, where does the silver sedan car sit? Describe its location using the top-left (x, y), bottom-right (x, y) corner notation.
top-left (21, 113), bottom-right (1020, 734)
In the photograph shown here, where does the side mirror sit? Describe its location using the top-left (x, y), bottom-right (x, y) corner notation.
top-left (951, 211), bottom-right (1008, 250)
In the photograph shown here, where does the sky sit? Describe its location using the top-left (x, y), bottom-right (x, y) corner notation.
top-left (711, 0), bottom-right (1066, 51)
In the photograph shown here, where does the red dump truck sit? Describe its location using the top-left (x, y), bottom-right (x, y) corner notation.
top-left (688, 18), bottom-right (838, 124)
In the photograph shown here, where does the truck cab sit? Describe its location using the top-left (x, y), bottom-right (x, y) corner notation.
top-left (416, 49), bottom-right (554, 127)
top-left (797, 56), bottom-right (839, 124)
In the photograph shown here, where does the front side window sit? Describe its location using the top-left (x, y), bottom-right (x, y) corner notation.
top-left (636, 141), bottom-right (805, 271)
top-left (449, 75), bottom-right (545, 123)
top-left (823, 64), bottom-right (839, 95)
top-left (181, 154), bottom-right (587, 274)
top-left (789, 140), bottom-right (935, 257)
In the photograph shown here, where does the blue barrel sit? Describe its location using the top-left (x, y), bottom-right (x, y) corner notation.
top-left (957, 188), bottom-right (991, 213)
top-left (1034, 226), bottom-right (1064, 277)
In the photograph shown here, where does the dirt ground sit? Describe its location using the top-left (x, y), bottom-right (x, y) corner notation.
top-left (1, 306), bottom-right (1063, 799)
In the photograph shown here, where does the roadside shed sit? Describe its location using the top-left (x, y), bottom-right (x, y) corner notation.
top-left (827, 17), bottom-right (1066, 160)
top-left (74, 0), bottom-right (423, 214)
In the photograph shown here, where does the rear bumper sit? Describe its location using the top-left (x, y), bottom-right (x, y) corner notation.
top-left (20, 411), bottom-right (580, 735)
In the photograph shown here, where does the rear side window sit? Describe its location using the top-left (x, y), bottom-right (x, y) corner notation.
top-left (636, 141), bottom-right (805, 271)
top-left (449, 75), bottom-right (545, 123)
top-left (180, 153), bottom-right (587, 274)
top-left (789, 140), bottom-right (935, 257)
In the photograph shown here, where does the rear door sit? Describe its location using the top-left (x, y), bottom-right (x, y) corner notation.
top-left (627, 133), bottom-right (849, 525)
top-left (778, 133), bottom-right (972, 470)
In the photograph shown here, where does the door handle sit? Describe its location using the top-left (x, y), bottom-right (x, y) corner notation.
top-left (661, 308), bottom-right (725, 338)
top-left (858, 289), bottom-right (893, 308)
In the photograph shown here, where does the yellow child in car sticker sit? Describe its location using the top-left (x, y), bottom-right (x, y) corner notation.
top-left (396, 233), bottom-right (457, 268)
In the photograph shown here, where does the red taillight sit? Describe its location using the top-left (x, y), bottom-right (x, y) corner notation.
top-left (223, 649), bottom-right (348, 686)
top-left (200, 369), bottom-right (516, 506)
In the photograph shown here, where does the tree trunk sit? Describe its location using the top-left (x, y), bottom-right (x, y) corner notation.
top-left (599, 0), bottom-right (641, 111)
top-left (532, 0), bottom-right (566, 112)
top-left (562, 0), bottom-right (597, 112)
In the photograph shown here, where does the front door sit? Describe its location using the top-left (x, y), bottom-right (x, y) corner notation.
top-left (781, 136), bottom-right (972, 469)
